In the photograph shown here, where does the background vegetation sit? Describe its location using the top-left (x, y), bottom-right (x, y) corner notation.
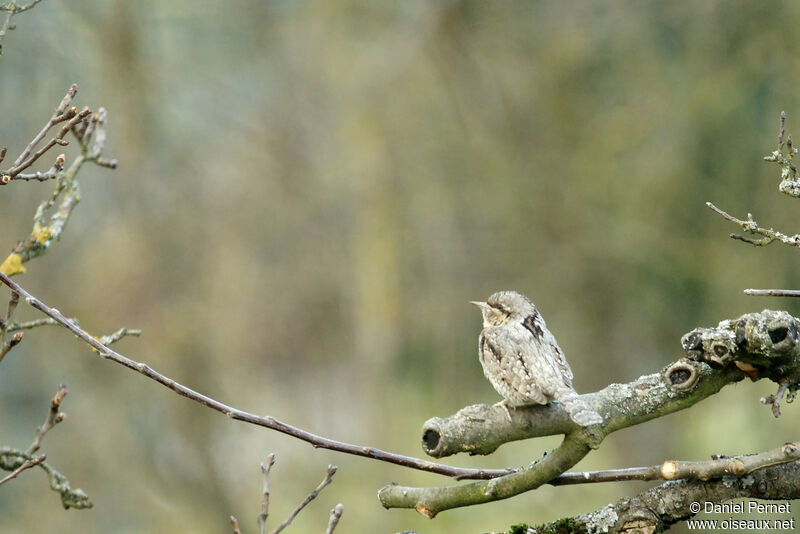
top-left (2, 1), bottom-right (800, 532)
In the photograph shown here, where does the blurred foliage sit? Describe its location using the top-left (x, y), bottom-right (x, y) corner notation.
top-left (2, 1), bottom-right (800, 532)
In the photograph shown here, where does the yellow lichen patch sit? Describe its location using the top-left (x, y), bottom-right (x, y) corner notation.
top-left (0, 253), bottom-right (26, 276)
top-left (32, 223), bottom-right (53, 245)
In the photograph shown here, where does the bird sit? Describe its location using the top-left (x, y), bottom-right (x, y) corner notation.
top-left (471, 290), bottom-right (602, 426)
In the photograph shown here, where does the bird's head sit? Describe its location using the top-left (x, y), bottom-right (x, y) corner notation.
top-left (471, 290), bottom-right (536, 326)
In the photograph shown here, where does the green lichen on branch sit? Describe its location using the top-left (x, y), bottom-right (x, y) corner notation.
top-left (0, 385), bottom-right (92, 510)
top-left (379, 430), bottom-right (598, 518)
top-left (0, 84), bottom-right (117, 277)
top-left (764, 111), bottom-right (800, 198)
top-left (0, 448), bottom-right (92, 509)
top-left (682, 309), bottom-right (800, 417)
top-left (707, 112), bottom-right (800, 249)
top-left (508, 517), bottom-right (589, 534)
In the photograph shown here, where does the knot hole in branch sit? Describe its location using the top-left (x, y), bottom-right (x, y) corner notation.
top-left (422, 429), bottom-right (442, 456)
top-left (770, 326), bottom-right (789, 344)
top-left (664, 361), bottom-right (700, 391)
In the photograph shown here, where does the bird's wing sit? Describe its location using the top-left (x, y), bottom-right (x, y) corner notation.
top-left (522, 312), bottom-right (574, 387)
top-left (480, 330), bottom-right (548, 405)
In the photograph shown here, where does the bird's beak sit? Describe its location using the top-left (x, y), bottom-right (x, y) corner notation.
top-left (470, 301), bottom-right (487, 309)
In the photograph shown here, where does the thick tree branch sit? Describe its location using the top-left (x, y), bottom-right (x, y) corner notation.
top-left (422, 361), bottom-right (740, 458)
top-left (379, 432), bottom-right (595, 518)
top-left (381, 309), bottom-right (800, 516)
top-left (527, 452), bottom-right (800, 534)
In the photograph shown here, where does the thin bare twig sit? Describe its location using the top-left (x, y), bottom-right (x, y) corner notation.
top-left (1, 83), bottom-right (86, 181)
top-left (0, 0), bottom-right (44, 55)
top-left (760, 381), bottom-right (791, 418)
top-left (270, 465), bottom-right (337, 534)
top-left (1, 85), bottom-right (117, 280)
top-left (0, 271), bottom-right (787, 490)
top-left (0, 331), bottom-right (22, 363)
top-left (324, 503), bottom-right (344, 534)
top-left (744, 288), bottom-right (800, 297)
top-left (258, 454), bottom-right (276, 534)
top-left (27, 384), bottom-right (67, 455)
top-left (96, 327), bottom-right (141, 346)
top-left (0, 290), bottom-right (21, 362)
top-left (0, 0), bottom-right (45, 14)
top-left (14, 152), bottom-right (65, 182)
top-left (0, 453), bottom-right (45, 486)
top-left (0, 386), bottom-right (92, 508)
top-left (0, 269), bottom-right (522, 481)
top-left (7, 316), bottom-right (78, 331)
top-left (230, 516), bottom-right (241, 534)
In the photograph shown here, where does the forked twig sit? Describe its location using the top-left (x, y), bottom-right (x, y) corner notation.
top-left (0, 454), bottom-right (45, 486)
top-left (28, 384), bottom-right (67, 454)
top-left (270, 465), bottom-right (337, 534)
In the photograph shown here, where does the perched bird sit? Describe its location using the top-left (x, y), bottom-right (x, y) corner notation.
top-left (471, 290), bottom-right (602, 426)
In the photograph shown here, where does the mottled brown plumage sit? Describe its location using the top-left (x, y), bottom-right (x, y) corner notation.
top-left (472, 290), bottom-right (602, 426)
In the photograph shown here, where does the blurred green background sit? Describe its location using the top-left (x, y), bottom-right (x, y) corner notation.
top-left (2, 1), bottom-right (800, 532)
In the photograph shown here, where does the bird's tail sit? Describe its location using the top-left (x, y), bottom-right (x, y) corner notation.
top-left (555, 391), bottom-right (603, 426)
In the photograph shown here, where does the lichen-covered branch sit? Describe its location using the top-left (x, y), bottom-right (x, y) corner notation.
top-left (765, 110), bottom-right (800, 198)
top-left (379, 432), bottom-right (596, 518)
top-left (0, 84), bottom-right (117, 277)
top-left (381, 359), bottom-right (736, 516)
top-left (422, 361), bottom-right (740, 459)
top-left (381, 309), bottom-right (800, 516)
top-left (523, 449), bottom-right (800, 534)
top-left (0, 453), bottom-right (44, 485)
top-left (428, 309), bottom-right (800, 460)
top-left (681, 309), bottom-right (800, 417)
top-left (0, 384), bottom-right (91, 509)
top-left (705, 202), bottom-right (799, 247)
top-left (707, 112), bottom-right (800, 255)
top-left (0, 448), bottom-right (92, 509)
